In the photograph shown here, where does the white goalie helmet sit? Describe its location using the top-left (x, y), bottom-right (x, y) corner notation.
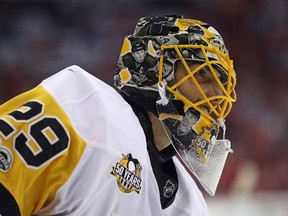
top-left (114, 15), bottom-right (237, 195)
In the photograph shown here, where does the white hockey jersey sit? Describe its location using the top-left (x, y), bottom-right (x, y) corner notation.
top-left (0, 65), bottom-right (208, 216)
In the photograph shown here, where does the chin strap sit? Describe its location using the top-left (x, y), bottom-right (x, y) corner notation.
top-left (217, 118), bottom-right (226, 139)
top-left (157, 81), bottom-right (169, 106)
top-left (217, 118), bottom-right (233, 153)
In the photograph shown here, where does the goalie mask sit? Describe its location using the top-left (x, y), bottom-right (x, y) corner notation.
top-left (114, 15), bottom-right (237, 195)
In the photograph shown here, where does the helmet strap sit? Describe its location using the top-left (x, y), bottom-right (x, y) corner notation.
top-left (157, 80), bottom-right (169, 106)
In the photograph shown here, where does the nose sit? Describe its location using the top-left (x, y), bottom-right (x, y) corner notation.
top-left (206, 83), bottom-right (224, 105)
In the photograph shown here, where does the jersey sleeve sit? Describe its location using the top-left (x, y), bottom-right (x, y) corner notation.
top-left (0, 78), bottom-right (87, 216)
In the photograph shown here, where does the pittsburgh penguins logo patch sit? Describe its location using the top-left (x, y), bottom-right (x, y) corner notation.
top-left (111, 153), bottom-right (142, 194)
top-left (0, 143), bottom-right (13, 172)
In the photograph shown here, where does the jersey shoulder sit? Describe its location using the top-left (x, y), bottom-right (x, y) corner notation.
top-left (42, 65), bottom-right (121, 103)
top-left (41, 65), bottom-right (146, 152)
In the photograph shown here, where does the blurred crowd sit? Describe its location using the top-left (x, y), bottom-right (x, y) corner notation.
top-left (0, 0), bottom-right (287, 195)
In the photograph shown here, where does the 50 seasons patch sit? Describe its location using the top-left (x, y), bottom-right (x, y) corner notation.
top-left (111, 153), bottom-right (142, 194)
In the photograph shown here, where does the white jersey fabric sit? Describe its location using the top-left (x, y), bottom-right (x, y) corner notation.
top-left (0, 65), bottom-right (208, 216)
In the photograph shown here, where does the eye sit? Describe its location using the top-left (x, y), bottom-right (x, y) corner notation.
top-left (194, 67), bottom-right (214, 83)
top-left (197, 69), bottom-right (207, 78)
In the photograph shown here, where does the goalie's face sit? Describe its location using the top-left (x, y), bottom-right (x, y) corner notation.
top-left (175, 61), bottom-right (224, 117)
